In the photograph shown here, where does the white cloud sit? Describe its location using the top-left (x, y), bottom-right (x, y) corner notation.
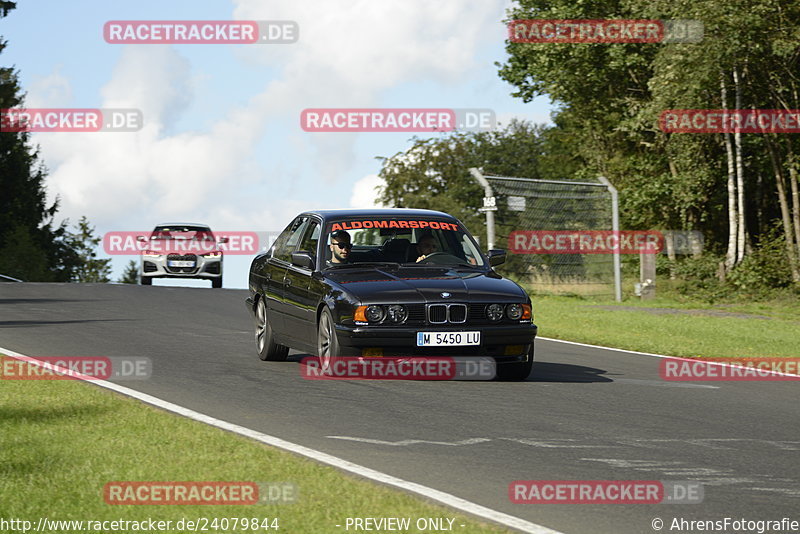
top-left (349, 174), bottom-right (386, 208)
top-left (27, 0), bottom-right (512, 288)
top-left (26, 69), bottom-right (72, 108)
top-left (232, 0), bottom-right (507, 180)
top-left (100, 45), bottom-right (193, 129)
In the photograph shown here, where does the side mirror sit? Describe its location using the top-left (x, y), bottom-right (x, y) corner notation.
top-left (487, 249), bottom-right (506, 266)
top-left (218, 237), bottom-right (229, 244)
top-left (137, 235), bottom-right (147, 242)
top-left (291, 251), bottom-right (315, 269)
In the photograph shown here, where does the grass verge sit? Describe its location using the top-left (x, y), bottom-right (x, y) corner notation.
top-left (0, 372), bottom-right (510, 534)
top-left (527, 292), bottom-right (800, 359)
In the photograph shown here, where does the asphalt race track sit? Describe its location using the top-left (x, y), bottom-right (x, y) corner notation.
top-left (2, 283), bottom-right (799, 534)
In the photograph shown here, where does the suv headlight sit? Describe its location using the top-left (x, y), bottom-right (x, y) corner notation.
top-left (202, 251), bottom-right (222, 258)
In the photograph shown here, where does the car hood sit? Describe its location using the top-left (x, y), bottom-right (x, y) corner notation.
top-left (324, 266), bottom-right (527, 303)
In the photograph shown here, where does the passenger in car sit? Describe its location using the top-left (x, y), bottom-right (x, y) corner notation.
top-left (415, 232), bottom-right (438, 262)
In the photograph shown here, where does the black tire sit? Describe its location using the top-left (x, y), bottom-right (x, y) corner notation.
top-left (255, 297), bottom-right (289, 361)
top-left (317, 307), bottom-right (342, 371)
top-left (140, 276), bottom-right (152, 286)
top-left (495, 344), bottom-right (534, 381)
top-left (212, 278), bottom-right (222, 288)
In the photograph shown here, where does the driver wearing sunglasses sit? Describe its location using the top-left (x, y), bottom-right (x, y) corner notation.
top-left (327, 230), bottom-right (352, 265)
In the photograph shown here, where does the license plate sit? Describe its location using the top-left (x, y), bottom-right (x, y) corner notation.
top-left (416, 331), bottom-right (480, 347)
top-left (167, 260), bottom-right (195, 267)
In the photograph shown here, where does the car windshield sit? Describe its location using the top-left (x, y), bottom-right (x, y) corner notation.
top-left (323, 217), bottom-right (486, 268)
top-left (150, 226), bottom-right (215, 241)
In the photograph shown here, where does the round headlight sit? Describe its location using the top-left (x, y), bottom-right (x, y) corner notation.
top-left (506, 303), bottom-right (524, 320)
top-left (386, 304), bottom-right (408, 323)
top-left (486, 303), bottom-right (504, 322)
top-left (365, 305), bottom-right (385, 323)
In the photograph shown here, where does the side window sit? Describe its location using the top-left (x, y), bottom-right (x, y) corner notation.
top-left (297, 221), bottom-right (321, 267)
top-left (272, 217), bottom-right (308, 262)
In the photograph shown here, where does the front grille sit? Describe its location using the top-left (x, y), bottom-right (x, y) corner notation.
top-left (449, 304), bottom-right (467, 323)
top-left (426, 303), bottom-right (467, 324)
top-left (165, 253), bottom-right (198, 274)
top-left (428, 304), bottom-right (447, 324)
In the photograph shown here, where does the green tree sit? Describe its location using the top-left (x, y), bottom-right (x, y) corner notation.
top-left (118, 260), bottom-right (139, 284)
top-left (498, 0), bottom-right (800, 287)
top-left (65, 216), bottom-right (111, 283)
top-left (378, 120), bottom-right (558, 233)
top-left (0, 2), bottom-right (79, 281)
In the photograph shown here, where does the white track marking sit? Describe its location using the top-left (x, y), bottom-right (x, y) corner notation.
top-left (539, 336), bottom-right (799, 378)
top-left (0, 347), bottom-right (562, 534)
top-left (580, 457), bottom-right (800, 493)
top-left (503, 438), bottom-right (611, 449)
top-left (539, 337), bottom-right (797, 373)
top-left (612, 378), bottom-right (718, 389)
top-left (326, 437), bottom-right (493, 446)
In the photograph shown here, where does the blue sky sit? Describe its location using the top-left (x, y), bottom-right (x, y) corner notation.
top-left (2, 0), bottom-right (553, 288)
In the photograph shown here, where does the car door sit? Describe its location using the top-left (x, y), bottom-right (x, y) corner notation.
top-left (282, 219), bottom-right (321, 351)
top-left (265, 216), bottom-right (309, 336)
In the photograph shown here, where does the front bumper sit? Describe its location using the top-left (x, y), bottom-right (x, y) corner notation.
top-left (334, 323), bottom-right (537, 363)
top-left (141, 254), bottom-right (222, 280)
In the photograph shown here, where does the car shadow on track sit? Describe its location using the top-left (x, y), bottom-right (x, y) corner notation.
top-left (529, 361), bottom-right (613, 383)
top-left (283, 353), bottom-right (614, 383)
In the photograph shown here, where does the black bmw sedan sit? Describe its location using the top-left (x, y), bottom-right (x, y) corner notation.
top-left (245, 208), bottom-right (537, 380)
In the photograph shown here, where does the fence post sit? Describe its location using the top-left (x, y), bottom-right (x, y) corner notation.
top-left (469, 168), bottom-right (496, 250)
top-left (597, 176), bottom-right (622, 302)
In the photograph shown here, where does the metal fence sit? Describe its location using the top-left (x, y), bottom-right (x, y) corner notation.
top-left (470, 169), bottom-right (621, 300)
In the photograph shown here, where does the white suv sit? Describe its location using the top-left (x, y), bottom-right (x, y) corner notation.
top-left (139, 223), bottom-right (225, 288)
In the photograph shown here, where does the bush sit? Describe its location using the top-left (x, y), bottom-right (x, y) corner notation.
top-left (727, 232), bottom-right (794, 294)
top-left (667, 252), bottom-right (731, 302)
top-left (656, 229), bottom-right (796, 302)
